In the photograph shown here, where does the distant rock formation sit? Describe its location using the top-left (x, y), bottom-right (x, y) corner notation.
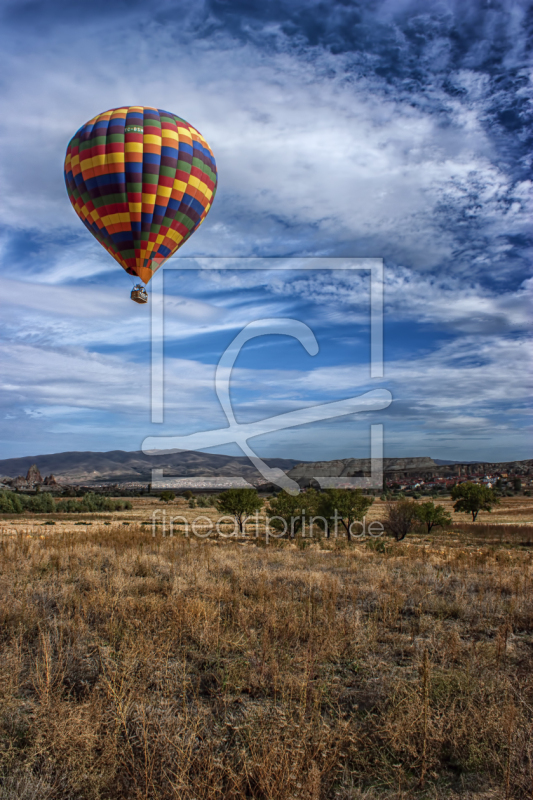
top-left (288, 457), bottom-right (438, 484)
top-left (288, 457), bottom-right (533, 487)
top-left (0, 468), bottom-right (60, 492)
top-left (26, 464), bottom-right (43, 484)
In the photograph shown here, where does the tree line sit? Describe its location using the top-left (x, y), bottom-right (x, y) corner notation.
top-left (194, 482), bottom-right (499, 541)
top-left (0, 491), bottom-right (131, 514)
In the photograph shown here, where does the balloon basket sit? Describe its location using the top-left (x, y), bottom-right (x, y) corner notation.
top-left (131, 284), bottom-right (148, 304)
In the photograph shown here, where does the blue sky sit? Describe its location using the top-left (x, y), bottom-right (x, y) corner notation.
top-left (0, 0), bottom-right (531, 463)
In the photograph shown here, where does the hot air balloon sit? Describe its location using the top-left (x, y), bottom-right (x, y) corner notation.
top-left (64, 106), bottom-right (217, 303)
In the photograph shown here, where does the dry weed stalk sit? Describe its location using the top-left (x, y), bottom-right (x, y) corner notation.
top-left (0, 522), bottom-right (531, 798)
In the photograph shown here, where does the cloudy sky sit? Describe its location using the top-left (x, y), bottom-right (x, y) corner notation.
top-left (0, 0), bottom-right (531, 463)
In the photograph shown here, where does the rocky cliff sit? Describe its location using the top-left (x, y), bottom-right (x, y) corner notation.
top-left (287, 457), bottom-right (533, 486)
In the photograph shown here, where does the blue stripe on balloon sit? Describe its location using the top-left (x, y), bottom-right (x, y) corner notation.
top-left (177, 142), bottom-right (193, 156)
top-left (142, 152), bottom-right (161, 165)
top-left (161, 146), bottom-right (179, 158)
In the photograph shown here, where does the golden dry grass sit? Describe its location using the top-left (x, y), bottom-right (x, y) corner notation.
top-left (0, 495), bottom-right (532, 798)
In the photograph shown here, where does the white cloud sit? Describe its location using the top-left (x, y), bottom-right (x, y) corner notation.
top-left (0, 16), bottom-right (529, 277)
top-left (265, 268), bottom-right (533, 333)
top-left (1, 328), bottom-right (529, 438)
top-left (0, 277), bottom-right (231, 347)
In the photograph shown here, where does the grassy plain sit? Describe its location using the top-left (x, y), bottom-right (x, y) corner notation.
top-left (0, 496), bottom-right (532, 799)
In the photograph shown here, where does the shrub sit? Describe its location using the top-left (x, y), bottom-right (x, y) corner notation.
top-left (27, 492), bottom-right (55, 513)
top-left (414, 501), bottom-right (453, 533)
top-left (385, 499), bottom-right (420, 541)
top-left (0, 491), bottom-right (55, 514)
top-left (159, 491), bottom-right (175, 503)
top-left (0, 491), bottom-right (132, 516)
top-left (196, 495), bottom-right (214, 508)
top-left (55, 493), bottom-right (132, 514)
top-left (0, 491), bottom-right (23, 513)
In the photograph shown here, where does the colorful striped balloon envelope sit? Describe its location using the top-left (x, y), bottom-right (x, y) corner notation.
top-left (64, 106), bottom-right (217, 287)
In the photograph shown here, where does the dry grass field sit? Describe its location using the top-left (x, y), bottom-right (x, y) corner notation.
top-left (0, 495), bottom-right (532, 799)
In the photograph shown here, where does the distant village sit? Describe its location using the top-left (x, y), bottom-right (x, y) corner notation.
top-left (384, 472), bottom-right (530, 494)
top-left (382, 460), bottom-right (532, 494)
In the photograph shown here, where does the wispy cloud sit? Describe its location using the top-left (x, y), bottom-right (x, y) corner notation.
top-left (265, 268), bottom-right (533, 333)
top-left (1, 329), bottom-right (530, 459)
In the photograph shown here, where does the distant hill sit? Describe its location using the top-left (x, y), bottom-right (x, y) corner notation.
top-left (0, 449), bottom-right (303, 485)
top-left (433, 459), bottom-right (480, 465)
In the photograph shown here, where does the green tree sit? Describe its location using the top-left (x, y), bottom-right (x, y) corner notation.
top-left (451, 482), bottom-right (499, 521)
top-left (513, 477), bottom-right (522, 492)
top-left (414, 501), bottom-right (452, 533)
top-left (159, 491), bottom-right (175, 503)
top-left (55, 493), bottom-right (131, 514)
top-left (317, 489), bottom-right (374, 540)
top-left (0, 491), bottom-right (23, 513)
top-left (267, 489), bottom-right (318, 537)
top-left (0, 491), bottom-right (57, 514)
top-left (386, 499), bottom-right (420, 541)
top-left (28, 492), bottom-right (55, 513)
top-left (215, 488), bottom-right (263, 535)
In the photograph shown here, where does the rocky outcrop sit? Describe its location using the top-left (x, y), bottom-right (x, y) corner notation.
top-left (288, 457), bottom-right (437, 482)
top-left (1, 469), bottom-right (60, 491)
top-left (288, 457), bottom-right (533, 486)
top-left (26, 464), bottom-right (43, 485)
top-left (288, 457), bottom-right (439, 484)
